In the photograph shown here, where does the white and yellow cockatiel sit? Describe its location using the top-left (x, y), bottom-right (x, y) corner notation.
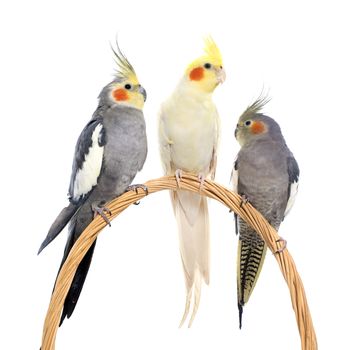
top-left (158, 37), bottom-right (225, 327)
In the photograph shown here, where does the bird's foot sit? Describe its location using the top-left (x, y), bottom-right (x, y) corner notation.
top-left (127, 184), bottom-right (149, 195)
top-left (197, 173), bottom-right (206, 191)
top-left (274, 236), bottom-right (287, 254)
top-left (175, 169), bottom-right (183, 187)
top-left (126, 184), bottom-right (148, 205)
top-left (240, 194), bottom-right (249, 208)
top-left (92, 202), bottom-right (112, 227)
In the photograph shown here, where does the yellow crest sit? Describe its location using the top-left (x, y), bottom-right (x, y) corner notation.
top-left (187, 36), bottom-right (223, 71)
top-left (111, 41), bottom-right (139, 85)
top-left (203, 36), bottom-right (223, 66)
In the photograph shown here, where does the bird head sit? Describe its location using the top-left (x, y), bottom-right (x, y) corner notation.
top-left (235, 97), bottom-right (283, 146)
top-left (185, 37), bottom-right (225, 93)
top-left (100, 42), bottom-right (146, 110)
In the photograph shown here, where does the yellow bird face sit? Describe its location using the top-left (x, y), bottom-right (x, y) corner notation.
top-left (110, 80), bottom-right (146, 110)
top-left (186, 60), bottom-right (225, 92)
top-left (185, 37), bottom-right (226, 93)
top-left (110, 43), bottom-right (147, 110)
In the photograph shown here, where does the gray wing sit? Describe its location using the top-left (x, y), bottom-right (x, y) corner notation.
top-left (284, 155), bottom-right (300, 217)
top-left (230, 156), bottom-right (239, 193)
top-left (69, 118), bottom-right (106, 204)
top-left (38, 118), bottom-right (105, 253)
top-left (231, 157), bottom-right (239, 235)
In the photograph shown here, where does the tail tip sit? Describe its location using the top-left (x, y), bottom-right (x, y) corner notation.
top-left (238, 303), bottom-right (244, 329)
top-left (37, 243), bottom-right (45, 255)
top-left (59, 310), bottom-right (67, 327)
top-left (37, 237), bottom-right (51, 255)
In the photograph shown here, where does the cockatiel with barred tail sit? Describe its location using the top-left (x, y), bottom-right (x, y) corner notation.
top-left (38, 43), bottom-right (147, 325)
top-left (232, 98), bottom-right (299, 328)
top-left (159, 37), bottom-right (225, 327)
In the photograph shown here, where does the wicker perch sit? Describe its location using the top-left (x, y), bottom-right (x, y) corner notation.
top-left (40, 173), bottom-right (318, 350)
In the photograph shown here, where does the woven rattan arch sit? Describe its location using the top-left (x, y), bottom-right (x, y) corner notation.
top-left (40, 173), bottom-right (318, 350)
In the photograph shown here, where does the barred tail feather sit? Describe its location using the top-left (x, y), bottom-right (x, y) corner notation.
top-left (237, 227), bottom-right (267, 328)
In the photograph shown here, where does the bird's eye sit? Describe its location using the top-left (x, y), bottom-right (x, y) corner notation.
top-left (204, 63), bottom-right (211, 69)
top-left (245, 120), bottom-right (252, 126)
top-left (124, 84), bottom-right (131, 90)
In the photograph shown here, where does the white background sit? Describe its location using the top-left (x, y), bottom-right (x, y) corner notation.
top-left (0, 0), bottom-right (349, 349)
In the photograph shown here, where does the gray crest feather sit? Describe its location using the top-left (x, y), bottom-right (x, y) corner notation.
top-left (239, 94), bottom-right (271, 121)
top-left (110, 40), bottom-right (137, 81)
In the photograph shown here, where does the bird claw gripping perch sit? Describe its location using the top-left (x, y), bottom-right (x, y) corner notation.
top-left (198, 173), bottom-right (206, 191)
top-left (92, 203), bottom-right (112, 226)
top-left (126, 184), bottom-right (148, 205)
top-left (274, 236), bottom-right (287, 254)
top-left (175, 169), bottom-right (183, 187)
top-left (239, 194), bottom-right (250, 208)
top-left (126, 184), bottom-right (149, 195)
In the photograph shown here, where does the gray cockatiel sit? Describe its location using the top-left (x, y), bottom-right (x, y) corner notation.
top-left (231, 98), bottom-right (299, 328)
top-left (38, 44), bottom-right (148, 325)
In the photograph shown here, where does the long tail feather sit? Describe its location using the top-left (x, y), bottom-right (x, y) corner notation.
top-left (172, 190), bottom-right (210, 327)
top-left (234, 213), bottom-right (239, 236)
top-left (53, 203), bottom-right (96, 326)
top-left (188, 272), bottom-right (202, 327)
top-left (59, 240), bottom-right (97, 325)
top-left (237, 220), bottom-right (267, 328)
top-left (179, 286), bottom-right (192, 328)
top-left (38, 202), bottom-right (78, 254)
top-left (238, 303), bottom-right (243, 329)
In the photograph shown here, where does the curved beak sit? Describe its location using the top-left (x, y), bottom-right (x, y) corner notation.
top-left (138, 85), bottom-right (147, 102)
top-left (217, 67), bottom-right (226, 84)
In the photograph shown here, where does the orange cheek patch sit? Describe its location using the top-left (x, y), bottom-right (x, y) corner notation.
top-left (113, 88), bottom-right (129, 101)
top-left (251, 121), bottom-right (266, 134)
top-left (189, 67), bottom-right (204, 81)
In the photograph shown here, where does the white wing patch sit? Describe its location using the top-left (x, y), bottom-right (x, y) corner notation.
top-left (73, 123), bottom-right (104, 201)
top-left (284, 180), bottom-right (299, 217)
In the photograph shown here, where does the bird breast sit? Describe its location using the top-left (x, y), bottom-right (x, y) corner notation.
top-left (165, 99), bottom-right (217, 174)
